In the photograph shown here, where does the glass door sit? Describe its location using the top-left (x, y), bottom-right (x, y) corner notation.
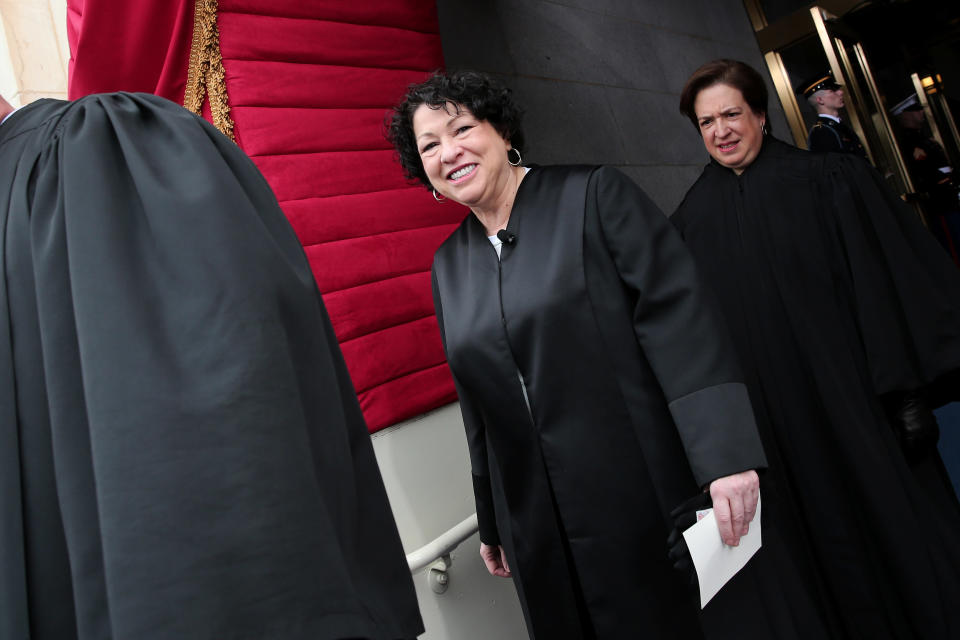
top-left (744, 3), bottom-right (915, 195)
top-left (911, 72), bottom-right (960, 171)
top-left (811, 9), bottom-right (913, 193)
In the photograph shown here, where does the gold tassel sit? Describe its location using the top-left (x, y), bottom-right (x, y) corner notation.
top-left (184, 0), bottom-right (236, 142)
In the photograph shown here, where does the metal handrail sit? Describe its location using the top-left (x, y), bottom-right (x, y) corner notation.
top-left (406, 513), bottom-right (479, 574)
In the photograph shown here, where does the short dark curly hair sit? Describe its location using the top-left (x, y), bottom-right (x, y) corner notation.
top-left (386, 70), bottom-right (526, 190)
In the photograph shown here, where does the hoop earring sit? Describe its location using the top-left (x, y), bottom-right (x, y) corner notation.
top-left (507, 148), bottom-right (523, 166)
top-left (433, 189), bottom-right (446, 202)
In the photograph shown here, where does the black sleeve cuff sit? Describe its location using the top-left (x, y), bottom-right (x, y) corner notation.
top-left (668, 382), bottom-right (768, 487)
top-left (472, 473), bottom-right (500, 545)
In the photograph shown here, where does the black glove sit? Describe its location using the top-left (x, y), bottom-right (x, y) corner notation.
top-left (884, 389), bottom-right (940, 461)
top-left (666, 492), bottom-right (712, 603)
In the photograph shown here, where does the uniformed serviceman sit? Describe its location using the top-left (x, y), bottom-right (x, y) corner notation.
top-left (799, 73), bottom-right (869, 160)
top-left (892, 93), bottom-right (960, 264)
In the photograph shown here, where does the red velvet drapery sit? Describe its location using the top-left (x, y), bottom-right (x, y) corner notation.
top-left (67, 0), bottom-right (463, 431)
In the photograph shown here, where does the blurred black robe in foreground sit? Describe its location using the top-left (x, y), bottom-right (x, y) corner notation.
top-left (0, 93), bottom-right (423, 640)
top-left (673, 137), bottom-right (960, 639)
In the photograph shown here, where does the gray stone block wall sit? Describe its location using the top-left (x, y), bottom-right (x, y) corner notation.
top-left (435, 0), bottom-right (788, 214)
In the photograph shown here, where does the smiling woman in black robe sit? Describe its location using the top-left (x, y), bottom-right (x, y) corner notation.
top-left (674, 59), bottom-right (960, 639)
top-left (0, 92), bottom-right (422, 640)
top-left (383, 71), bottom-right (838, 640)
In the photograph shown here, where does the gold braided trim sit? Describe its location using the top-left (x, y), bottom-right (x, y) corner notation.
top-left (183, 0), bottom-right (236, 142)
top-left (183, 0), bottom-right (206, 114)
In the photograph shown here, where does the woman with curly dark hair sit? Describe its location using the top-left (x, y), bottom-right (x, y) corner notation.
top-left (385, 71), bottom-right (792, 639)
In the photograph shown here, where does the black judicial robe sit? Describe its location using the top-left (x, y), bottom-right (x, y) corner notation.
top-left (431, 166), bottom-right (778, 639)
top-left (673, 137), bottom-right (960, 639)
top-left (0, 94), bottom-right (422, 640)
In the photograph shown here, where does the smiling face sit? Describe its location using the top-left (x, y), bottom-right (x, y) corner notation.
top-left (412, 102), bottom-right (513, 212)
top-left (694, 83), bottom-right (766, 174)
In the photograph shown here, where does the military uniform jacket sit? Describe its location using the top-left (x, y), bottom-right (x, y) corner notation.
top-left (0, 94), bottom-right (423, 640)
top-left (807, 115), bottom-right (868, 160)
top-left (431, 166), bottom-right (767, 639)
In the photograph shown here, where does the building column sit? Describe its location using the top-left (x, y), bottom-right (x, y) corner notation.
top-left (0, 0), bottom-right (68, 106)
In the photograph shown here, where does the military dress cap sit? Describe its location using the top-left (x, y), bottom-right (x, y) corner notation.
top-left (890, 94), bottom-right (923, 116)
top-left (798, 73), bottom-right (842, 98)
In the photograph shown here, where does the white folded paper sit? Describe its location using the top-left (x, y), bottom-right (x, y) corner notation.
top-left (682, 494), bottom-right (762, 608)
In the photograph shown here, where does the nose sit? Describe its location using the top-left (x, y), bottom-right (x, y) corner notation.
top-left (439, 137), bottom-right (461, 164)
top-left (714, 119), bottom-right (730, 138)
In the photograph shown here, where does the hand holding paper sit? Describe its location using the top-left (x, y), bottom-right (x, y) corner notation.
top-left (682, 494), bottom-right (762, 608)
top-left (709, 469), bottom-right (760, 545)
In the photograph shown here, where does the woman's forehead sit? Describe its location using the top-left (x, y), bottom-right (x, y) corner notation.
top-left (694, 84), bottom-right (746, 113)
top-left (413, 102), bottom-right (473, 132)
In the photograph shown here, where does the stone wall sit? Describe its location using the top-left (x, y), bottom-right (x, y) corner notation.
top-left (0, 0), bottom-right (69, 106)
top-left (435, 0), bottom-right (787, 214)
